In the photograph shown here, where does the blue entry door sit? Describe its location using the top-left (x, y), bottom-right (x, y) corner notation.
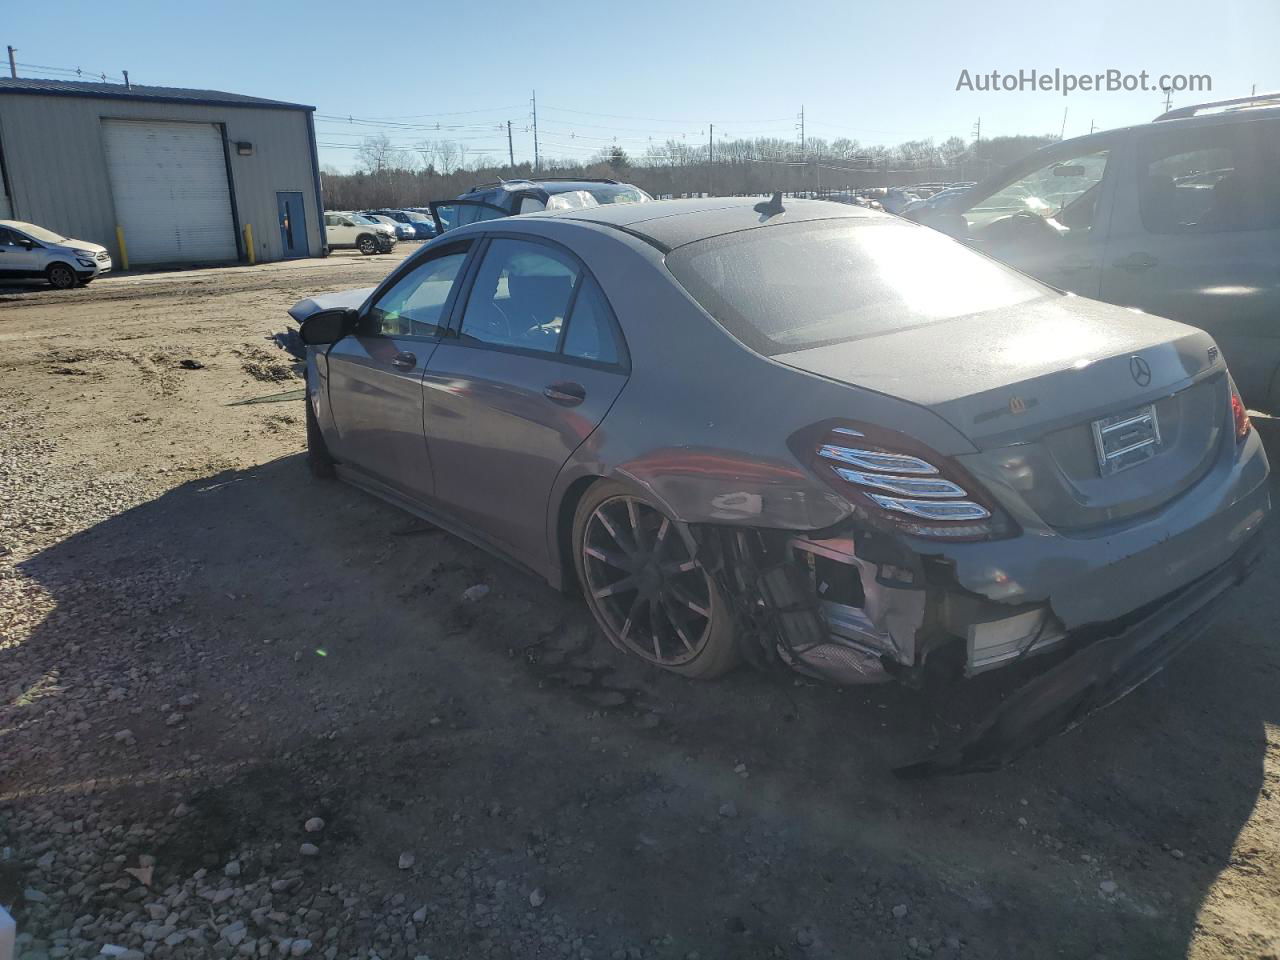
top-left (276, 192), bottom-right (307, 258)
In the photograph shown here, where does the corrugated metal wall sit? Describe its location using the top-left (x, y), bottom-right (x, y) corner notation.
top-left (0, 93), bottom-right (323, 265)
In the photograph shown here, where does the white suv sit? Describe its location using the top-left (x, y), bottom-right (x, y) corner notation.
top-left (323, 213), bottom-right (397, 255)
top-left (0, 220), bottom-right (112, 289)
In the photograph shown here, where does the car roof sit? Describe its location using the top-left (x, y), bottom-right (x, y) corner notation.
top-left (538, 196), bottom-right (882, 250)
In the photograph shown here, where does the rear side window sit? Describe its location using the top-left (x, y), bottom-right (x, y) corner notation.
top-left (1137, 119), bottom-right (1280, 233)
top-left (665, 219), bottom-right (1046, 356)
top-left (561, 276), bottom-right (619, 365)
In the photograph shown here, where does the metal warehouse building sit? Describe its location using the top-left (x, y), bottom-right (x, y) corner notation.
top-left (0, 78), bottom-right (325, 267)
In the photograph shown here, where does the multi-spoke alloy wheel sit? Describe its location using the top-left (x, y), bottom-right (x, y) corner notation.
top-left (573, 482), bottom-right (738, 678)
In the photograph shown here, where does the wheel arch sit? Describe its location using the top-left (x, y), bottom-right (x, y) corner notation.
top-left (550, 468), bottom-right (686, 593)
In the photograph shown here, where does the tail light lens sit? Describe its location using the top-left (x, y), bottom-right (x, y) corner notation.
top-left (1229, 378), bottom-right (1251, 443)
top-left (806, 424), bottom-right (1016, 541)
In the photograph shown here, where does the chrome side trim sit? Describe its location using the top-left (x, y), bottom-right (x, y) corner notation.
top-left (833, 467), bottom-right (967, 499)
top-left (818, 444), bottom-right (938, 475)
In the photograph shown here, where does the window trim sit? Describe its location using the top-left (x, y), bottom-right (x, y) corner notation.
top-left (355, 239), bottom-right (476, 341)
top-left (444, 231), bottom-right (631, 373)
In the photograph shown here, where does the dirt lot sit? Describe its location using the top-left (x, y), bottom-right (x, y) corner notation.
top-left (2, 250), bottom-right (1279, 960)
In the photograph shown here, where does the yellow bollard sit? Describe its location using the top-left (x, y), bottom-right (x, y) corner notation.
top-left (115, 226), bottom-right (129, 271)
top-left (243, 223), bottom-right (256, 265)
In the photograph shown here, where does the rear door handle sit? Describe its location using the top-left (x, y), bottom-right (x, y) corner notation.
top-left (1058, 254), bottom-right (1096, 273)
top-left (543, 381), bottom-right (586, 406)
top-left (390, 351), bottom-right (417, 370)
top-left (1114, 252), bottom-right (1158, 272)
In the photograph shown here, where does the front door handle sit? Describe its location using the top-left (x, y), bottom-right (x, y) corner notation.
top-left (543, 381), bottom-right (586, 406)
top-left (1114, 252), bottom-right (1158, 272)
top-left (390, 351), bottom-right (417, 370)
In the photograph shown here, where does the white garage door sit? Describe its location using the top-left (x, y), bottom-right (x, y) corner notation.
top-left (102, 119), bottom-right (237, 265)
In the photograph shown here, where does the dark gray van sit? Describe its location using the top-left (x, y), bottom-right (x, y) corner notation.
top-left (916, 93), bottom-right (1280, 409)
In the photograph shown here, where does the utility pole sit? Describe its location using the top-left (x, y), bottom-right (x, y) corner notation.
top-left (708, 123), bottom-right (713, 196)
top-left (507, 120), bottom-right (514, 168)
top-left (798, 105), bottom-right (805, 158)
top-left (1160, 84), bottom-right (1173, 114)
top-left (972, 116), bottom-right (981, 146)
top-left (531, 90), bottom-right (540, 171)
top-left (7, 47), bottom-right (16, 79)
top-left (123, 70), bottom-right (130, 90)
top-left (1089, 119), bottom-right (1096, 134)
top-left (1060, 106), bottom-right (1068, 140)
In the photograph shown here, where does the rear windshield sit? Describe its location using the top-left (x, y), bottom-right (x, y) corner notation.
top-left (665, 219), bottom-right (1048, 356)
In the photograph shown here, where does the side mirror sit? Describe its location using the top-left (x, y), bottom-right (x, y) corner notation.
top-left (19, 238), bottom-right (35, 249)
top-left (299, 307), bottom-right (357, 346)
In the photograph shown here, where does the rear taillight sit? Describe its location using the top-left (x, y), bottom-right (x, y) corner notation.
top-left (807, 424), bottom-right (1015, 541)
top-left (1229, 379), bottom-right (1251, 443)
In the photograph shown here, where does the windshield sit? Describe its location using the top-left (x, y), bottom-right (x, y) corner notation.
top-left (585, 184), bottom-right (653, 204)
top-left (545, 191), bottom-right (599, 211)
top-left (966, 150), bottom-right (1110, 229)
top-left (666, 219), bottom-right (1047, 356)
top-left (405, 212), bottom-right (431, 222)
top-left (13, 222), bottom-right (70, 244)
top-left (350, 215), bottom-right (376, 225)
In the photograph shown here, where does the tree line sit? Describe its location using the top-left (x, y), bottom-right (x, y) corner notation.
top-left (319, 132), bottom-right (1060, 211)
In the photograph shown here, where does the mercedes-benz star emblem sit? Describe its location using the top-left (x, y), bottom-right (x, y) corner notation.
top-left (1130, 355), bottom-right (1152, 387)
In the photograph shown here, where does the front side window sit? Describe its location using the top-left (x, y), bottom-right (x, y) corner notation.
top-left (1137, 119), bottom-right (1280, 233)
top-left (966, 149), bottom-right (1111, 232)
top-left (667, 219), bottom-right (1047, 357)
top-left (364, 249), bottom-right (469, 337)
top-left (459, 239), bottom-right (580, 353)
top-left (0, 227), bottom-right (17, 245)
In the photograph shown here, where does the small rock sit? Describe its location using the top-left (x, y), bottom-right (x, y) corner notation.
top-left (1170, 848), bottom-right (1185, 859)
top-left (113, 729), bottom-right (134, 743)
top-left (398, 852), bottom-right (415, 870)
top-left (529, 888), bottom-right (546, 908)
top-left (718, 802), bottom-right (738, 819)
top-left (304, 817), bottom-right (325, 833)
top-left (224, 860), bottom-right (241, 877)
top-left (300, 843), bottom-right (320, 857)
top-left (892, 903), bottom-right (909, 920)
top-left (1099, 880), bottom-right (1119, 895)
top-left (290, 939), bottom-right (313, 957)
top-left (795, 928), bottom-right (814, 947)
top-left (178, 359), bottom-right (205, 370)
top-left (23, 886), bottom-right (49, 903)
top-left (412, 906), bottom-right (428, 923)
top-left (461, 584), bottom-right (490, 602)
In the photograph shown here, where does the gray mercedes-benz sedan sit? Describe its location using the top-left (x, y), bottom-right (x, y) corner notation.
top-left (291, 196), bottom-right (1269, 773)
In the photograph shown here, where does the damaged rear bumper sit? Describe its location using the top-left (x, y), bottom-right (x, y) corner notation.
top-left (894, 527), bottom-right (1265, 776)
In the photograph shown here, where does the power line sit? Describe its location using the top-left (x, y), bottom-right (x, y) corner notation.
top-left (540, 104), bottom-right (792, 124)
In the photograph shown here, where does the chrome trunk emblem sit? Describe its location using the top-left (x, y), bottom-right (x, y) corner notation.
top-left (1129, 355), bottom-right (1152, 386)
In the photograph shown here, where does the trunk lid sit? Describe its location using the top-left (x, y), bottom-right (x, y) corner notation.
top-left (775, 295), bottom-right (1230, 531)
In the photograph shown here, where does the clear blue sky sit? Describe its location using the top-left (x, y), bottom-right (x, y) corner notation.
top-left (7, 0), bottom-right (1278, 172)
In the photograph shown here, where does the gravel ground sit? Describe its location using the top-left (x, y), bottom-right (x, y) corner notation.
top-left (2, 250), bottom-right (1279, 960)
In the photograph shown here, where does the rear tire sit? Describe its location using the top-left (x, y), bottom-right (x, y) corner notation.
top-left (306, 397), bottom-right (336, 479)
top-left (572, 480), bottom-right (739, 679)
top-left (47, 263), bottom-right (77, 290)
top-left (357, 235), bottom-right (378, 256)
